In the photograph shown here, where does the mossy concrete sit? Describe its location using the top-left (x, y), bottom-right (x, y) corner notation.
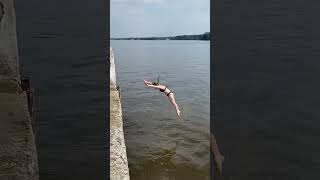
top-left (0, 81), bottom-right (39, 180)
top-left (0, 0), bottom-right (39, 179)
top-left (110, 48), bottom-right (130, 180)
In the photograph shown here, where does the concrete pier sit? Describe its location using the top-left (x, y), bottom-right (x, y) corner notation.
top-left (110, 48), bottom-right (130, 180)
top-left (0, 0), bottom-right (39, 179)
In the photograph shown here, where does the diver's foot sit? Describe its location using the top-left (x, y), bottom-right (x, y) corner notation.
top-left (214, 155), bottom-right (224, 176)
top-left (176, 110), bottom-right (181, 117)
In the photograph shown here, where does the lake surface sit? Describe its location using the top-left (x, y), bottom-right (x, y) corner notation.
top-left (213, 0), bottom-right (320, 179)
top-left (111, 40), bottom-right (210, 180)
top-left (15, 1), bottom-right (107, 179)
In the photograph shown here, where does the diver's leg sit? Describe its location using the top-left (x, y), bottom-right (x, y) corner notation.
top-left (168, 93), bottom-right (181, 116)
top-left (210, 132), bottom-right (224, 175)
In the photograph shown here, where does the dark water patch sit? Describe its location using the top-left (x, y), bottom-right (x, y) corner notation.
top-left (214, 0), bottom-right (320, 179)
top-left (32, 33), bottom-right (65, 39)
top-left (15, 0), bottom-right (106, 179)
top-left (69, 59), bottom-right (103, 69)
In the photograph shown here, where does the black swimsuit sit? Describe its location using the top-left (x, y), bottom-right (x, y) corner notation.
top-left (160, 86), bottom-right (166, 92)
top-left (160, 86), bottom-right (172, 96)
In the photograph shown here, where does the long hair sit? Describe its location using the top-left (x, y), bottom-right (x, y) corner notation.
top-left (152, 75), bottom-right (160, 85)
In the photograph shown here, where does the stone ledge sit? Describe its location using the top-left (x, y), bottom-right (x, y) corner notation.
top-left (110, 48), bottom-right (130, 180)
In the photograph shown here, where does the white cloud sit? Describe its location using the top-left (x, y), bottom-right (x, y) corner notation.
top-left (141, 0), bottom-right (165, 4)
top-left (111, 0), bottom-right (129, 3)
top-left (127, 7), bottom-right (146, 23)
top-left (127, 7), bottom-right (145, 16)
top-left (112, 0), bottom-right (165, 4)
top-left (111, 0), bottom-right (209, 37)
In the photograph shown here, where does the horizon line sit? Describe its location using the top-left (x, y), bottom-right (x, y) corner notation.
top-left (110, 32), bottom-right (210, 39)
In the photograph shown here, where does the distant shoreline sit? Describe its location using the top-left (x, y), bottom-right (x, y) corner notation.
top-left (111, 32), bottom-right (211, 41)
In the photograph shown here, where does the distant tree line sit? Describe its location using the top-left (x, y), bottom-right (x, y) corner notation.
top-left (111, 32), bottom-right (211, 41)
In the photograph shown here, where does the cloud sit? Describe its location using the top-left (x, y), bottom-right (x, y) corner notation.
top-left (127, 7), bottom-right (145, 16)
top-left (111, 0), bottom-right (210, 37)
top-left (112, 0), bottom-right (165, 4)
top-left (111, 0), bottom-right (129, 3)
top-left (141, 0), bottom-right (165, 4)
top-left (127, 7), bottom-right (146, 23)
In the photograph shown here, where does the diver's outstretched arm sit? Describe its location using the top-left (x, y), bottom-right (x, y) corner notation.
top-left (144, 80), bottom-right (162, 90)
top-left (144, 80), bottom-right (153, 85)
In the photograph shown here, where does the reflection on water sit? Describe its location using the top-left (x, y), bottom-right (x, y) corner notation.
top-left (111, 40), bottom-right (210, 180)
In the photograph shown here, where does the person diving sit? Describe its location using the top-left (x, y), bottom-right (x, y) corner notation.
top-left (143, 76), bottom-right (181, 116)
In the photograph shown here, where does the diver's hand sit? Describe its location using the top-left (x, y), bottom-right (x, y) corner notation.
top-left (144, 80), bottom-right (149, 86)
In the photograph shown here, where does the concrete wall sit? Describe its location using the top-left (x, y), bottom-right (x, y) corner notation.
top-left (0, 0), bottom-right (39, 179)
top-left (0, 0), bottom-right (20, 83)
top-left (110, 48), bottom-right (130, 180)
top-left (110, 48), bottom-right (117, 86)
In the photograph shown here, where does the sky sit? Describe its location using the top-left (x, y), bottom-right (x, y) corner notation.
top-left (111, 0), bottom-right (210, 38)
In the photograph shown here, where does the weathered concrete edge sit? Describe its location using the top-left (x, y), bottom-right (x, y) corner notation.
top-left (110, 48), bottom-right (130, 180)
top-left (0, 0), bottom-right (39, 179)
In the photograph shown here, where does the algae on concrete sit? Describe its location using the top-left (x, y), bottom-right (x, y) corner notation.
top-left (0, 0), bottom-right (39, 179)
top-left (110, 48), bottom-right (130, 180)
